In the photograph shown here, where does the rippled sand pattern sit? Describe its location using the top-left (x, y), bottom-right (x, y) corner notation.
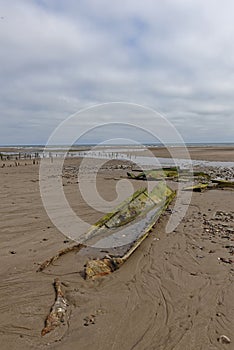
top-left (0, 155), bottom-right (233, 349)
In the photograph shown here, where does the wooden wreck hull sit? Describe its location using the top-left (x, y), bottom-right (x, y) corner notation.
top-left (212, 179), bottom-right (234, 188)
top-left (127, 168), bottom-right (210, 181)
top-left (127, 169), bottom-right (179, 180)
top-left (84, 182), bottom-right (176, 278)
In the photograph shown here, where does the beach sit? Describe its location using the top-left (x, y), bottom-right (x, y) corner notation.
top-left (0, 146), bottom-right (233, 350)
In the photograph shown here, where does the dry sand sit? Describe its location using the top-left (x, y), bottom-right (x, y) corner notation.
top-left (0, 148), bottom-right (233, 350)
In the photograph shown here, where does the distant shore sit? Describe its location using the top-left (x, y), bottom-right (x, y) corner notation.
top-left (1, 145), bottom-right (234, 163)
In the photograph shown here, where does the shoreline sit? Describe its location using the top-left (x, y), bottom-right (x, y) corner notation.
top-left (1, 146), bottom-right (234, 169)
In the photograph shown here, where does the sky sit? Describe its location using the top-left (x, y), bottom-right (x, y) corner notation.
top-left (0, 0), bottom-right (234, 145)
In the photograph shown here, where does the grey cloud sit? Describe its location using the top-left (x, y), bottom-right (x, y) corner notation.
top-left (0, 0), bottom-right (234, 144)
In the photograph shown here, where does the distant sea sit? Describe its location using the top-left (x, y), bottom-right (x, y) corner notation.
top-left (1, 142), bottom-right (234, 149)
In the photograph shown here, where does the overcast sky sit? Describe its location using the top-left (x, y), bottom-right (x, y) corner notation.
top-left (0, 0), bottom-right (234, 145)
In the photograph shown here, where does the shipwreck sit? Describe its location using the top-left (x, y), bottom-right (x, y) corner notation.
top-left (39, 181), bottom-right (175, 336)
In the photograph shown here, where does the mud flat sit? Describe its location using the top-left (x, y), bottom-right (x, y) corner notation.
top-left (144, 145), bottom-right (234, 162)
top-left (0, 155), bottom-right (233, 349)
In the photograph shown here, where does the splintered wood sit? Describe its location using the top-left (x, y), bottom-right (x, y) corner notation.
top-left (41, 278), bottom-right (68, 336)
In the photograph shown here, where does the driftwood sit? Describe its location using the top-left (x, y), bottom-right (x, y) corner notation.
top-left (41, 278), bottom-right (68, 336)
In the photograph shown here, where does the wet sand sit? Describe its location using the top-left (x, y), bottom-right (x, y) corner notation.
top-left (0, 148), bottom-right (233, 349)
top-left (136, 146), bottom-right (234, 162)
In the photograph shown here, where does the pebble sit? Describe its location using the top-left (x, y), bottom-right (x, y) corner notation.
top-left (219, 335), bottom-right (231, 344)
top-left (84, 314), bottom-right (96, 326)
top-left (218, 257), bottom-right (233, 264)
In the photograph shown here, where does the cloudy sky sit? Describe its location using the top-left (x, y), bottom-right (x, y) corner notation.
top-left (1, 0), bottom-right (234, 145)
